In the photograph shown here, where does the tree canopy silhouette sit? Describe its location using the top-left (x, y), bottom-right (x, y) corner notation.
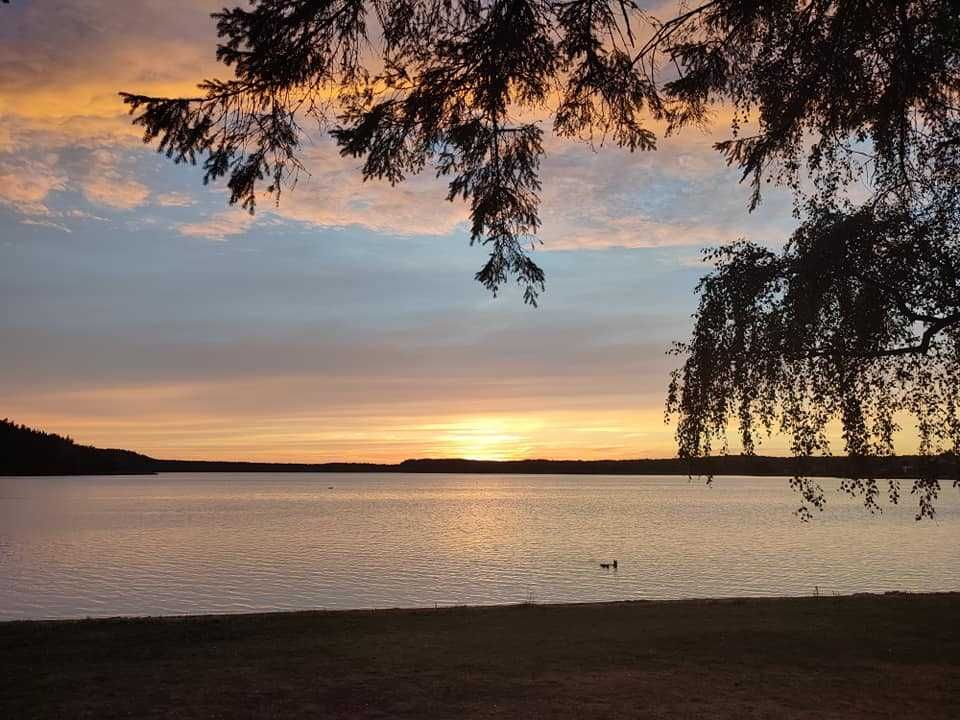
top-left (662, 1), bottom-right (960, 519)
top-left (123, 0), bottom-right (959, 517)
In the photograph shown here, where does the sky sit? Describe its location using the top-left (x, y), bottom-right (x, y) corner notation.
top-left (0, 0), bottom-right (803, 462)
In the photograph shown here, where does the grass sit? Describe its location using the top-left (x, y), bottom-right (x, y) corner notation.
top-left (2, 593), bottom-right (958, 719)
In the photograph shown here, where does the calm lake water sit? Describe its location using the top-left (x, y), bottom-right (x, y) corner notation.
top-left (1, 473), bottom-right (958, 620)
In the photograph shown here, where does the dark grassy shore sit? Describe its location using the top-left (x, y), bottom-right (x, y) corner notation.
top-left (2, 594), bottom-right (958, 719)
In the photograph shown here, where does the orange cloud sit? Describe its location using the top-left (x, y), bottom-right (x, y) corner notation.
top-left (0, 155), bottom-right (67, 215)
top-left (79, 150), bottom-right (151, 209)
top-left (262, 143), bottom-right (469, 236)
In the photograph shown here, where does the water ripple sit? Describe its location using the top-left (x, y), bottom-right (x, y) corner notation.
top-left (0, 473), bottom-right (958, 619)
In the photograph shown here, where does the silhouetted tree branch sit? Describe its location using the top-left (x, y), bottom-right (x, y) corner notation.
top-left (122, 0), bottom-right (675, 304)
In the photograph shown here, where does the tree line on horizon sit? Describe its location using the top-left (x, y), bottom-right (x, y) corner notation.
top-left (4, 419), bottom-right (958, 500)
top-left (0, 419), bottom-right (155, 476)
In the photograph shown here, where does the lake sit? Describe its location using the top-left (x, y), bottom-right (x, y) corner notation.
top-left (1, 473), bottom-right (957, 620)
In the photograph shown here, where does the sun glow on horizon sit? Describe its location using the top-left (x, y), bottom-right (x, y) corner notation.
top-left (429, 417), bottom-right (543, 461)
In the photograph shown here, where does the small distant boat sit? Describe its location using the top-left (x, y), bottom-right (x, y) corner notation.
top-left (600, 560), bottom-right (619, 570)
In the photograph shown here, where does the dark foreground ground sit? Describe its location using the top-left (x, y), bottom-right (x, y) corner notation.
top-left (2, 593), bottom-right (958, 719)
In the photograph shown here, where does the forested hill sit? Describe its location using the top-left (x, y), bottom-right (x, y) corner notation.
top-left (0, 419), bottom-right (156, 475)
top-left (1, 419), bottom-right (952, 478)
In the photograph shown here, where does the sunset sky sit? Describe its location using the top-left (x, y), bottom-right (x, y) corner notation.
top-left (0, 0), bottom-right (810, 462)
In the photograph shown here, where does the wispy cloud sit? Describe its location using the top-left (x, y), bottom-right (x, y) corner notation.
top-left (177, 209), bottom-right (257, 240)
top-left (261, 143), bottom-right (469, 237)
top-left (0, 133), bottom-right (152, 217)
top-left (155, 192), bottom-right (196, 208)
top-left (537, 131), bottom-right (795, 251)
top-left (0, 156), bottom-right (68, 215)
top-left (19, 218), bottom-right (72, 233)
top-left (79, 150), bottom-right (150, 209)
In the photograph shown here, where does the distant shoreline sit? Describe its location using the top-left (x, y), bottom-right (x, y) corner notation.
top-left (4, 592), bottom-right (958, 719)
top-left (4, 419), bottom-right (954, 478)
top-left (3, 455), bottom-right (944, 479)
